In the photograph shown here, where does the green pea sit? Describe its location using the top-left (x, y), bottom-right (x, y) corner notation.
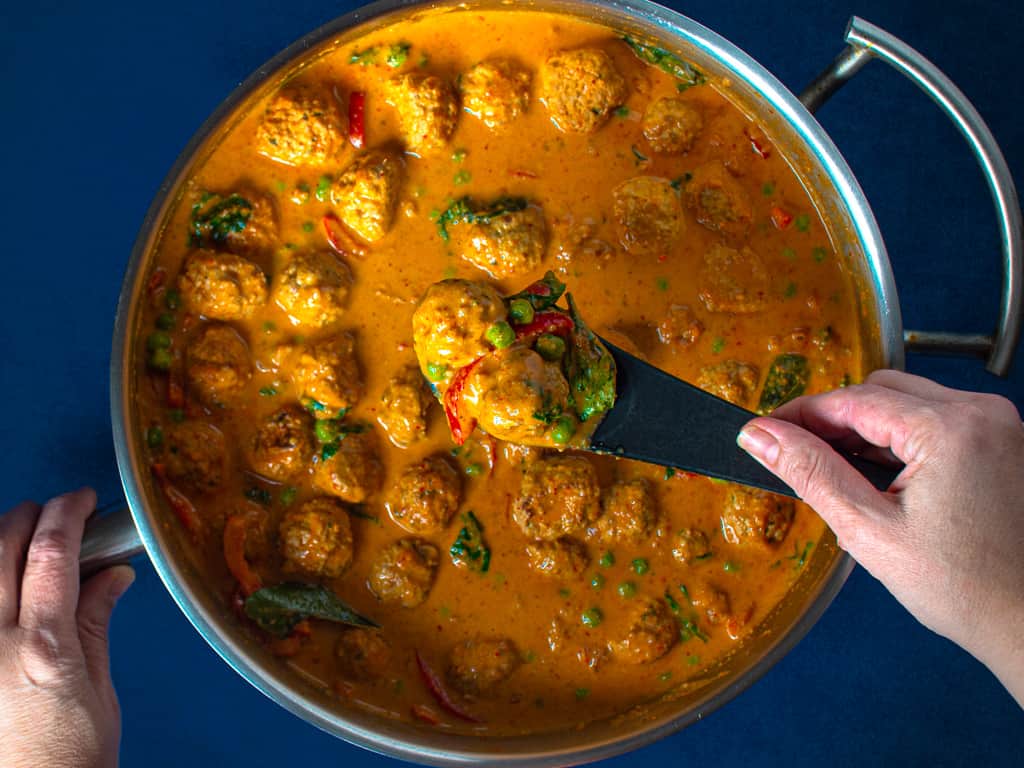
top-left (164, 289), bottom-right (181, 310)
top-left (550, 414), bottom-right (576, 445)
top-left (617, 581), bottom-right (637, 598)
top-left (485, 320), bottom-right (515, 349)
top-left (425, 362), bottom-right (448, 382)
top-left (146, 426), bottom-right (164, 450)
top-left (590, 573), bottom-right (605, 590)
top-left (146, 331), bottom-right (172, 352)
top-left (156, 312), bottom-right (176, 331)
top-left (169, 408), bottom-right (185, 423)
top-left (535, 334), bottom-right (566, 362)
top-left (631, 558), bottom-right (650, 575)
top-left (598, 551), bottom-right (615, 568)
top-left (314, 419), bottom-right (339, 443)
top-left (508, 298), bottom-right (535, 325)
top-left (581, 607), bottom-right (603, 628)
top-left (148, 347), bottom-right (172, 371)
top-left (279, 486), bottom-right (298, 506)
top-left (465, 462), bottom-right (483, 477)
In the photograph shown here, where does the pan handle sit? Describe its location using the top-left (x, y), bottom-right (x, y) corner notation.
top-left (80, 505), bottom-right (145, 579)
top-left (800, 16), bottom-right (1022, 376)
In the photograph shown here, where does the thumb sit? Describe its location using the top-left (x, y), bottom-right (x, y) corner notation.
top-left (737, 417), bottom-right (897, 557)
top-left (77, 565), bottom-right (135, 686)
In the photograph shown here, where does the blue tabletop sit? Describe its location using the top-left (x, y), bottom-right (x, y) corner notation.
top-left (3, 0), bottom-right (1022, 765)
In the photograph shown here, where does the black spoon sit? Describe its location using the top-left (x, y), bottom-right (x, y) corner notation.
top-left (585, 341), bottom-right (902, 499)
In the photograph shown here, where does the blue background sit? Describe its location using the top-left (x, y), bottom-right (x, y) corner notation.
top-left (3, 0), bottom-right (1022, 765)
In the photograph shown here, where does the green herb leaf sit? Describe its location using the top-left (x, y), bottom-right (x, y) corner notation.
top-left (386, 42), bottom-right (411, 68)
top-left (565, 293), bottom-right (617, 423)
top-left (449, 511), bottom-right (490, 573)
top-left (189, 192), bottom-right (252, 247)
top-left (434, 196), bottom-right (529, 241)
top-left (505, 270), bottom-right (567, 312)
top-left (757, 354), bottom-right (810, 414)
top-left (349, 47), bottom-right (378, 66)
top-left (631, 144), bottom-right (649, 163)
top-left (622, 35), bottom-right (706, 91)
top-left (244, 582), bottom-right (377, 638)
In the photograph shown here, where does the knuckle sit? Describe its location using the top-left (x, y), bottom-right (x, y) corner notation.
top-left (781, 440), bottom-right (831, 500)
top-left (26, 526), bottom-right (73, 567)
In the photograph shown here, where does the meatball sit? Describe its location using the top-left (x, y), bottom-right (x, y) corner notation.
top-left (186, 323), bottom-right (251, 406)
top-left (368, 538), bottom-right (439, 608)
top-left (336, 628), bottom-right (392, 681)
top-left (162, 422), bottom-right (226, 493)
top-left (178, 250), bottom-right (269, 321)
top-left (279, 497), bottom-right (354, 577)
top-left (330, 150), bottom-right (404, 243)
top-left (512, 456), bottom-right (600, 540)
top-left (377, 364), bottom-right (431, 448)
top-left (291, 333), bottom-right (363, 414)
top-left (271, 250), bottom-right (352, 329)
top-left (464, 346), bottom-right (570, 444)
top-left (721, 487), bottom-right (795, 546)
top-left (611, 598), bottom-right (677, 664)
top-left (411, 279), bottom-right (507, 388)
top-left (459, 204), bottom-right (547, 279)
top-left (595, 479), bottom-right (658, 543)
top-left (672, 527), bottom-right (712, 564)
top-left (386, 456), bottom-right (461, 534)
top-left (696, 360), bottom-right (760, 407)
top-left (189, 189), bottom-right (279, 257)
top-left (247, 405), bottom-right (314, 481)
top-left (690, 582), bottom-right (731, 625)
top-left (612, 176), bottom-right (683, 256)
top-left (446, 637), bottom-right (520, 696)
top-left (312, 430), bottom-right (383, 503)
top-left (684, 162), bottom-right (753, 239)
top-left (540, 49), bottom-right (626, 133)
top-left (384, 74), bottom-right (458, 154)
top-left (460, 58), bottom-right (531, 129)
top-left (641, 97), bottom-right (703, 154)
top-left (255, 84), bottom-right (345, 166)
top-left (656, 304), bottom-right (704, 348)
top-left (698, 244), bottom-right (770, 314)
top-left (524, 537), bottom-right (589, 579)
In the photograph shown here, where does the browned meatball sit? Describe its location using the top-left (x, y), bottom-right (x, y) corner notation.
top-left (672, 527), bottom-right (712, 564)
top-left (612, 176), bottom-right (683, 256)
top-left (279, 497), bottom-right (354, 577)
top-left (312, 430), bottom-right (383, 503)
top-left (698, 244), bottom-right (770, 314)
top-left (696, 360), bottom-right (761, 407)
top-left (330, 150), bottom-right (404, 243)
top-left (446, 637), bottom-right (520, 696)
top-left (247, 405), bottom-right (314, 481)
top-left (595, 479), bottom-right (658, 543)
top-left (656, 304), bottom-right (704, 348)
top-left (336, 628), bottom-right (392, 681)
top-left (367, 538), bottom-right (439, 608)
top-left (291, 333), bottom-right (363, 414)
top-left (186, 323), bottom-right (251, 406)
top-left (685, 162), bottom-right (753, 239)
top-left (463, 346), bottom-right (571, 445)
top-left (459, 204), bottom-right (547, 279)
top-left (385, 74), bottom-right (458, 154)
top-left (690, 582), bottom-right (731, 625)
top-left (524, 537), bottom-right (589, 579)
top-left (377, 364), bottom-right (431, 448)
top-left (179, 250), bottom-right (269, 321)
top-left (611, 598), bottom-right (677, 664)
top-left (721, 487), bottom-right (795, 547)
top-left (642, 97), bottom-right (703, 154)
top-left (255, 84), bottom-right (346, 166)
top-left (163, 422), bottom-right (226, 493)
top-left (386, 456), bottom-right (461, 534)
top-left (460, 59), bottom-right (531, 129)
top-left (540, 49), bottom-right (626, 133)
top-left (271, 250), bottom-right (352, 329)
top-left (512, 456), bottom-right (600, 540)
top-left (189, 189), bottom-right (279, 257)
top-left (411, 279), bottom-right (507, 390)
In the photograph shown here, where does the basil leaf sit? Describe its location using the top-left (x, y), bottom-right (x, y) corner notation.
top-left (505, 270), bottom-right (567, 311)
top-left (756, 354), bottom-right (810, 414)
top-left (622, 36), bottom-right (706, 92)
top-left (449, 511), bottom-right (490, 573)
top-left (434, 195), bottom-right (529, 241)
top-left (244, 583), bottom-right (378, 638)
top-left (564, 293), bottom-right (617, 423)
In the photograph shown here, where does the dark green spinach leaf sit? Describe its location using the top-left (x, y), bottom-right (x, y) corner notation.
top-left (757, 354), bottom-right (810, 414)
top-left (244, 583), bottom-right (377, 638)
top-left (565, 294), bottom-right (617, 423)
top-left (622, 36), bottom-right (706, 91)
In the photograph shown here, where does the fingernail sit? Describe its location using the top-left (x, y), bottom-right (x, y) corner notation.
top-left (109, 566), bottom-right (136, 599)
top-left (737, 425), bottom-right (780, 466)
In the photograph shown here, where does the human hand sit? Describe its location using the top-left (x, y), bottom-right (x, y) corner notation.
top-left (0, 488), bottom-right (135, 768)
top-left (737, 370), bottom-right (1024, 706)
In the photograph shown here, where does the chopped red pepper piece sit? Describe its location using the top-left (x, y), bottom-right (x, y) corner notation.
top-left (167, 369), bottom-right (185, 409)
top-left (348, 91), bottom-right (366, 149)
top-left (151, 463), bottom-right (200, 539)
top-left (770, 206), bottom-right (793, 230)
top-left (442, 357), bottom-right (483, 446)
top-left (223, 512), bottom-right (263, 597)
top-left (147, 268), bottom-right (167, 296)
top-left (415, 651), bottom-right (481, 723)
top-left (746, 128), bottom-right (771, 159)
top-left (513, 311), bottom-right (574, 340)
top-left (269, 620), bottom-right (312, 657)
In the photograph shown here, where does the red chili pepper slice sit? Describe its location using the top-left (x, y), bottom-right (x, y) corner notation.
top-left (747, 128), bottom-right (771, 159)
top-left (770, 206), bottom-right (793, 230)
top-left (348, 91), bottom-right (366, 149)
top-left (415, 651), bottom-right (481, 723)
top-left (151, 463), bottom-right (200, 539)
top-left (442, 357), bottom-right (483, 446)
top-left (147, 268), bottom-right (167, 296)
top-left (513, 311), bottom-right (574, 340)
top-left (323, 213), bottom-right (347, 253)
top-left (524, 280), bottom-right (554, 297)
top-left (223, 512), bottom-right (263, 597)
